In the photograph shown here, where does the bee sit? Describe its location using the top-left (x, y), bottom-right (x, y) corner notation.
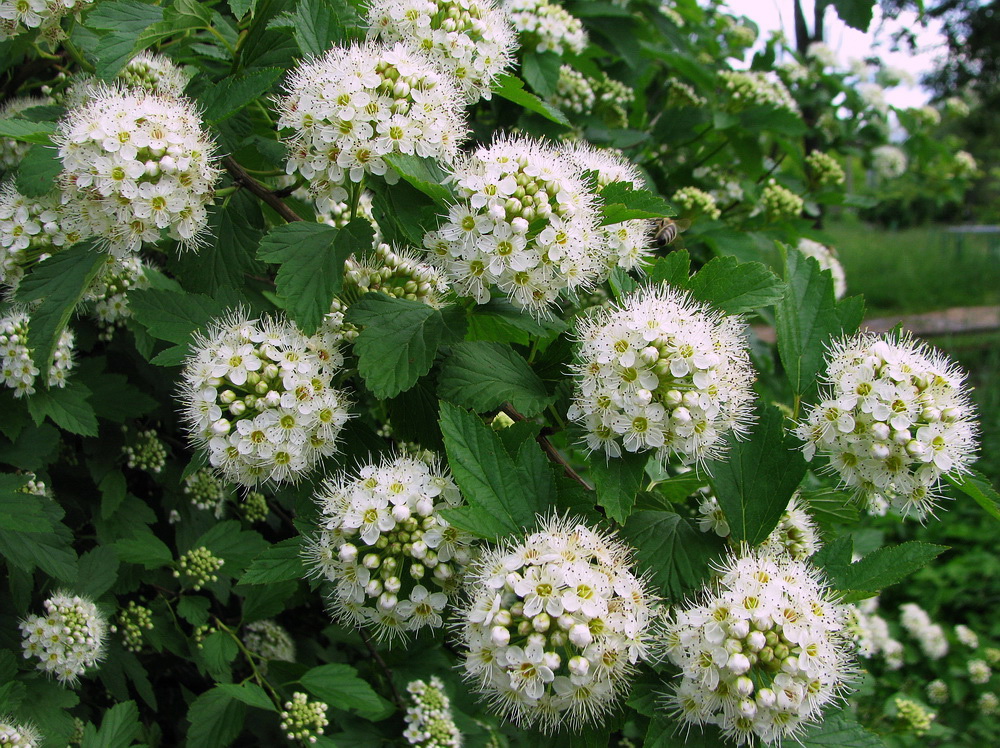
top-left (653, 216), bottom-right (692, 248)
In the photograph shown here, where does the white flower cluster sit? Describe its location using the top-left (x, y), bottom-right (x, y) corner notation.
top-left (797, 239), bottom-right (846, 299)
top-left (665, 550), bottom-right (856, 745)
top-left (184, 467), bottom-right (230, 517)
top-left (910, 105), bottom-right (942, 128)
top-left (871, 144), bottom-right (907, 179)
top-left (367, 0), bottom-right (516, 103)
top-left (280, 692), bottom-right (328, 745)
top-left (423, 136), bottom-right (604, 315)
top-left (343, 243), bottom-right (450, 307)
top-left (0, 183), bottom-right (80, 292)
top-left (55, 86), bottom-right (220, 256)
top-left (179, 314), bottom-right (352, 487)
top-left (719, 71), bottom-right (798, 114)
top-left (569, 284), bottom-right (756, 467)
top-left (952, 150), bottom-right (978, 178)
top-left (1, 308), bottom-right (75, 397)
top-left (806, 41), bottom-right (837, 69)
top-left (761, 179), bottom-right (803, 221)
top-left (20, 591), bottom-right (108, 685)
top-left (0, 718), bottom-right (40, 748)
top-left (969, 658), bottom-right (992, 684)
top-left (503, 0), bottom-right (587, 55)
top-left (899, 602), bottom-right (948, 660)
top-left (1, 97), bottom-right (48, 171)
top-left (796, 333), bottom-right (978, 519)
top-left (0, 0), bottom-right (93, 42)
top-left (845, 598), bottom-right (903, 669)
top-left (857, 82), bottom-right (889, 115)
top-left (805, 150), bottom-right (845, 187)
top-left (666, 79), bottom-right (708, 109)
top-left (404, 676), bottom-right (463, 747)
top-left (308, 454), bottom-right (474, 641)
top-left (457, 516), bottom-right (658, 732)
top-left (671, 186), bottom-right (721, 220)
top-left (243, 619), bottom-right (296, 663)
top-left (560, 144), bottom-right (653, 276)
top-left (980, 691), bottom-right (1000, 715)
top-left (85, 255), bottom-right (150, 339)
top-left (277, 42), bottom-right (466, 212)
top-left (956, 624), bottom-right (980, 649)
top-left (926, 678), bottom-right (949, 704)
top-left (943, 96), bottom-right (970, 118)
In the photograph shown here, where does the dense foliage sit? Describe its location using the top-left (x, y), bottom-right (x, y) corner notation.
top-left (0, 0), bottom-right (997, 746)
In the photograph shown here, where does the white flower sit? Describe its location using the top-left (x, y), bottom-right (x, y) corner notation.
top-left (367, 0), bottom-right (516, 103)
top-left (457, 515), bottom-right (659, 732)
top-left (179, 313), bottom-right (351, 488)
top-left (306, 454), bottom-right (474, 642)
top-left (0, 183), bottom-right (82, 293)
top-left (569, 284), bottom-right (756, 467)
top-left (664, 550), bottom-right (856, 745)
top-left (0, 0), bottom-right (94, 42)
top-left (0, 306), bottom-right (75, 397)
top-left (54, 86), bottom-right (220, 256)
top-left (20, 591), bottom-right (108, 686)
top-left (796, 332), bottom-right (978, 520)
top-left (277, 41), bottom-right (466, 212)
top-left (404, 676), bottom-right (462, 747)
top-left (797, 239), bottom-right (846, 299)
top-left (425, 135), bottom-right (605, 316)
top-left (502, 0), bottom-right (586, 55)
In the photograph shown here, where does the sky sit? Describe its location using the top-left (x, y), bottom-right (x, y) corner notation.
top-left (723, 0), bottom-right (947, 107)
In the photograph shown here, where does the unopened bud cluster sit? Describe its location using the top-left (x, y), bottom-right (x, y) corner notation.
top-left (894, 698), bottom-right (935, 736)
top-left (184, 467), bottom-right (230, 517)
top-left (277, 42), bottom-right (465, 212)
top-left (174, 546), bottom-right (224, 591)
top-left (118, 52), bottom-right (189, 97)
top-left (899, 603), bottom-right (948, 659)
top-left (17, 472), bottom-right (47, 497)
top-left (671, 187), bottom-right (721, 220)
top-left (86, 255), bottom-right (150, 339)
top-left (665, 551), bottom-right (855, 745)
top-left (54, 87), bottom-right (220, 256)
top-left (797, 333), bottom-right (978, 520)
top-left (1, 97), bottom-right (47, 170)
top-left (552, 66), bottom-right (595, 116)
top-left (761, 179), bottom-right (803, 221)
top-left (0, 0), bottom-right (94, 42)
top-left (243, 619), bottom-right (296, 663)
top-left (122, 427), bottom-right (167, 474)
top-left (1, 308), bottom-right (75, 397)
top-left (569, 284), bottom-right (756, 467)
top-left (179, 314), bottom-right (352, 487)
top-left (720, 71), bottom-right (798, 113)
top-left (279, 692), bottom-right (328, 745)
top-left (309, 454), bottom-right (474, 640)
top-left (117, 601), bottom-right (154, 653)
top-left (0, 184), bottom-right (80, 292)
top-left (403, 676), bottom-right (462, 747)
top-left (806, 150), bottom-right (845, 187)
top-left (0, 718), bottom-right (40, 748)
top-left (797, 239), bottom-right (846, 299)
top-left (697, 494), bottom-right (820, 561)
top-left (503, 0), bottom-right (587, 55)
top-left (424, 136), bottom-right (605, 315)
top-left (242, 491), bottom-right (270, 523)
top-left (367, 0), bottom-right (516, 103)
top-left (20, 592), bottom-right (108, 685)
top-left (458, 516), bottom-right (658, 732)
top-left (344, 243), bottom-right (450, 307)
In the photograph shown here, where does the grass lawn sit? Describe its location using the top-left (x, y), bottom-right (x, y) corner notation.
top-left (820, 219), bottom-right (1000, 316)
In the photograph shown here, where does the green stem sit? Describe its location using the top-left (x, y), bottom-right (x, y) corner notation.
top-left (205, 26), bottom-right (237, 56)
top-left (214, 618), bottom-right (284, 708)
top-left (216, 186), bottom-right (239, 199)
top-left (62, 37), bottom-right (96, 74)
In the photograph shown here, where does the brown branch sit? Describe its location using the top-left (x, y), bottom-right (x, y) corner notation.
top-left (222, 156), bottom-right (303, 224)
top-left (501, 403), bottom-right (593, 491)
top-left (358, 627), bottom-right (405, 711)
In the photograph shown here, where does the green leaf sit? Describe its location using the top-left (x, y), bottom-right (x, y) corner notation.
top-left (799, 708), bottom-right (884, 746)
top-left (86, 0), bottom-right (166, 79)
top-left (203, 69), bottom-right (283, 124)
top-left (622, 510), bottom-right (725, 599)
top-left (82, 372), bottom-right (157, 424)
top-left (128, 287), bottom-right (230, 349)
top-left (944, 470), bottom-right (1000, 522)
top-left (0, 118), bottom-right (56, 144)
top-left (830, 541), bottom-right (947, 593)
top-left (257, 219), bottom-right (374, 335)
top-left (75, 546), bottom-right (120, 599)
top-left (299, 664), bottom-right (395, 721)
top-left (14, 241), bottom-right (106, 374)
top-left (177, 595), bottom-right (212, 626)
top-left (599, 182), bottom-right (673, 225)
top-left (25, 380), bottom-right (98, 436)
top-left (649, 250), bottom-right (690, 287)
top-left (193, 520), bottom-right (268, 574)
top-left (0, 496), bottom-right (77, 581)
top-left (466, 299), bottom-right (568, 345)
top-left (239, 537), bottom-right (305, 584)
top-left (522, 51), bottom-right (562, 98)
top-left (216, 683), bottom-right (276, 711)
top-left (826, 0), bottom-right (877, 32)
top-left (383, 153), bottom-right (453, 204)
top-left (114, 528), bottom-right (173, 569)
top-left (229, 0), bottom-right (257, 18)
top-left (268, 0), bottom-right (360, 57)
top-left (186, 687), bottom-right (246, 748)
top-left (15, 144), bottom-right (62, 197)
top-left (686, 256), bottom-right (785, 315)
top-left (491, 74), bottom-right (569, 126)
top-left (438, 401), bottom-right (547, 539)
top-left (708, 403), bottom-right (808, 545)
top-left (589, 451), bottom-right (647, 523)
top-left (0, 473), bottom-right (51, 532)
top-left (200, 630), bottom-right (239, 675)
top-left (346, 295), bottom-right (465, 399)
top-left (438, 341), bottom-right (553, 417)
top-left (81, 700), bottom-right (140, 748)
